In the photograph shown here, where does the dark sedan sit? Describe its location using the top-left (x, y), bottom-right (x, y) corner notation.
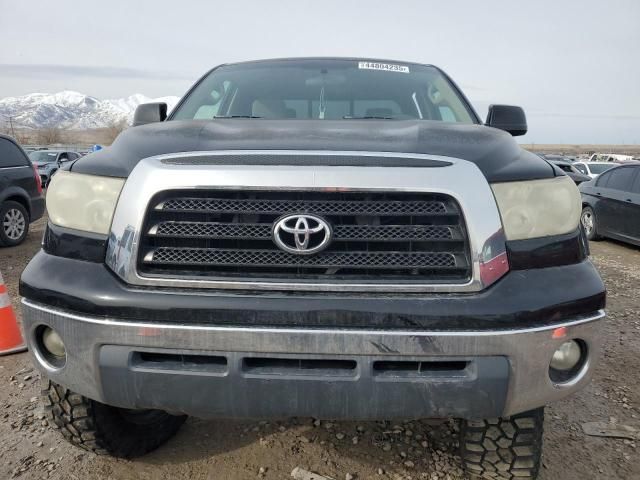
top-left (580, 163), bottom-right (640, 246)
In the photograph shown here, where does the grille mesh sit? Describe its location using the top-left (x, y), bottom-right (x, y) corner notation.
top-left (139, 189), bottom-right (470, 283)
top-left (160, 198), bottom-right (447, 216)
top-left (156, 222), bottom-right (271, 239)
top-left (150, 248), bottom-right (457, 269)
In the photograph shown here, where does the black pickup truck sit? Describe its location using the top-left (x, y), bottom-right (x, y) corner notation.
top-left (20, 58), bottom-right (605, 479)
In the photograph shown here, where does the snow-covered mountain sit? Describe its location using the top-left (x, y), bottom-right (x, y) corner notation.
top-left (0, 91), bottom-right (180, 130)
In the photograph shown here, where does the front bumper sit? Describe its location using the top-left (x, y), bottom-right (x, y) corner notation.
top-left (22, 298), bottom-right (604, 420)
top-left (20, 250), bottom-right (606, 420)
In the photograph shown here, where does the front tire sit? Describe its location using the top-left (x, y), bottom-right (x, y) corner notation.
top-left (43, 380), bottom-right (187, 458)
top-left (0, 200), bottom-right (29, 247)
top-left (461, 408), bottom-right (544, 480)
top-left (581, 206), bottom-right (600, 241)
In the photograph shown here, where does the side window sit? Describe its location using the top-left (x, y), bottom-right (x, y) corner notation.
top-left (575, 164), bottom-right (588, 174)
top-left (0, 138), bottom-right (29, 168)
top-left (596, 171), bottom-right (610, 187)
top-left (604, 168), bottom-right (633, 192)
top-left (631, 168), bottom-right (640, 194)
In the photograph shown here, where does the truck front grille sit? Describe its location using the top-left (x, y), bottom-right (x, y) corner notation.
top-left (139, 190), bottom-right (471, 283)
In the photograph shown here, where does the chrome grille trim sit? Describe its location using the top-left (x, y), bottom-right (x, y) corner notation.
top-left (105, 150), bottom-right (505, 293)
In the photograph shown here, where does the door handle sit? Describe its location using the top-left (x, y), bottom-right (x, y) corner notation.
top-left (596, 192), bottom-right (601, 196)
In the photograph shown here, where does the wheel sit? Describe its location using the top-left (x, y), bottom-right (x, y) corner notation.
top-left (43, 380), bottom-right (187, 458)
top-left (581, 206), bottom-right (600, 241)
top-left (0, 201), bottom-right (29, 247)
top-left (461, 407), bottom-right (544, 480)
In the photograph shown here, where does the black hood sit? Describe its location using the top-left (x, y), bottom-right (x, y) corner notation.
top-left (72, 119), bottom-right (554, 182)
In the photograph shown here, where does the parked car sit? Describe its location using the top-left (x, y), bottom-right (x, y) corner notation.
top-left (21, 58), bottom-right (606, 480)
top-left (573, 161), bottom-right (617, 179)
top-left (0, 135), bottom-right (45, 246)
top-left (580, 163), bottom-right (640, 246)
top-left (28, 150), bottom-right (80, 187)
top-left (542, 153), bottom-right (576, 163)
top-left (588, 153), bottom-right (634, 163)
top-left (537, 155), bottom-right (591, 184)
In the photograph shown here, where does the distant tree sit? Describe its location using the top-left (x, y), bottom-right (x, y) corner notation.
top-left (105, 119), bottom-right (129, 144)
top-left (13, 130), bottom-right (31, 145)
top-left (36, 126), bottom-right (66, 146)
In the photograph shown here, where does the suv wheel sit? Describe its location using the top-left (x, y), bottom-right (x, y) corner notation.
top-left (0, 201), bottom-right (29, 247)
top-left (461, 408), bottom-right (544, 480)
top-left (43, 380), bottom-right (187, 458)
top-left (581, 206), bottom-right (600, 240)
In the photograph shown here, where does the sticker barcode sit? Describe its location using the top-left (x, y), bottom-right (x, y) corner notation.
top-left (358, 62), bottom-right (410, 73)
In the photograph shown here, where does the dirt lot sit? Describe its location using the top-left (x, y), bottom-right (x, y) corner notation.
top-left (1, 217), bottom-right (638, 480)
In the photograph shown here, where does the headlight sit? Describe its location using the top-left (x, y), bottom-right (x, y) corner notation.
top-left (47, 171), bottom-right (125, 235)
top-left (491, 176), bottom-right (581, 241)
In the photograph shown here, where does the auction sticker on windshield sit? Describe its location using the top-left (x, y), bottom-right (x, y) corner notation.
top-left (358, 61), bottom-right (410, 73)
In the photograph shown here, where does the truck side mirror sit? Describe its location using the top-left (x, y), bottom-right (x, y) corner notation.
top-left (485, 105), bottom-right (527, 136)
top-left (133, 103), bottom-right (168, 126)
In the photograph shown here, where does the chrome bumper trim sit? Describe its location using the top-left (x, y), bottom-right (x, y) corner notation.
top-left (22, 299), bottom-right (604, 417)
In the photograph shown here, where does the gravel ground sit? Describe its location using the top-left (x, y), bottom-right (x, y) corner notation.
top-left (0, 217), bottom-right (638, 480)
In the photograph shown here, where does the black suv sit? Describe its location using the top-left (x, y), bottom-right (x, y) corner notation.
top-left (0, 135), bottom-right (45, 246)
top-left (21, 58), bottom-right (606, 479)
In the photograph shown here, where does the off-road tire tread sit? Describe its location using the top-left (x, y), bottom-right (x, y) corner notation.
top-left (43, 379), bottom-right (187, 458)
top-left (461, 408), bottom-right (544, 480)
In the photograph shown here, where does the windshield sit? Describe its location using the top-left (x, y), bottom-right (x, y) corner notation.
top-left (29, 151), bottom-right (58, 163)
top-left (589, 163), bottom-right (615, 174)
top-left (172, 59), bottom-right (477, 123)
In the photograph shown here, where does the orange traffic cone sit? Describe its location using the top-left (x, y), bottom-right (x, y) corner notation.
top-left (0, 270), bottom-right (26, 355)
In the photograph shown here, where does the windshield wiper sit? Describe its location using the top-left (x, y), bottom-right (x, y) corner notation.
top-left (214, 115), bottom-right (263, 119)
top-left (343, 115), bottom-right (396, 120)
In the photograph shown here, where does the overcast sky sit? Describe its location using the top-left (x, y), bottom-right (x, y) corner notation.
top-left (1, 0), bottom-right (639, 144)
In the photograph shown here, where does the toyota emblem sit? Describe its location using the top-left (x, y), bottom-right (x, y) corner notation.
top-left (272, 214), bottom-right (332, 255)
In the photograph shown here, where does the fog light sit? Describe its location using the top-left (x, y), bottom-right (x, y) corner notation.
top-left (550, 340), bottom-right (581, 371)
top-left (42, 327), bottom-right (66, 358)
